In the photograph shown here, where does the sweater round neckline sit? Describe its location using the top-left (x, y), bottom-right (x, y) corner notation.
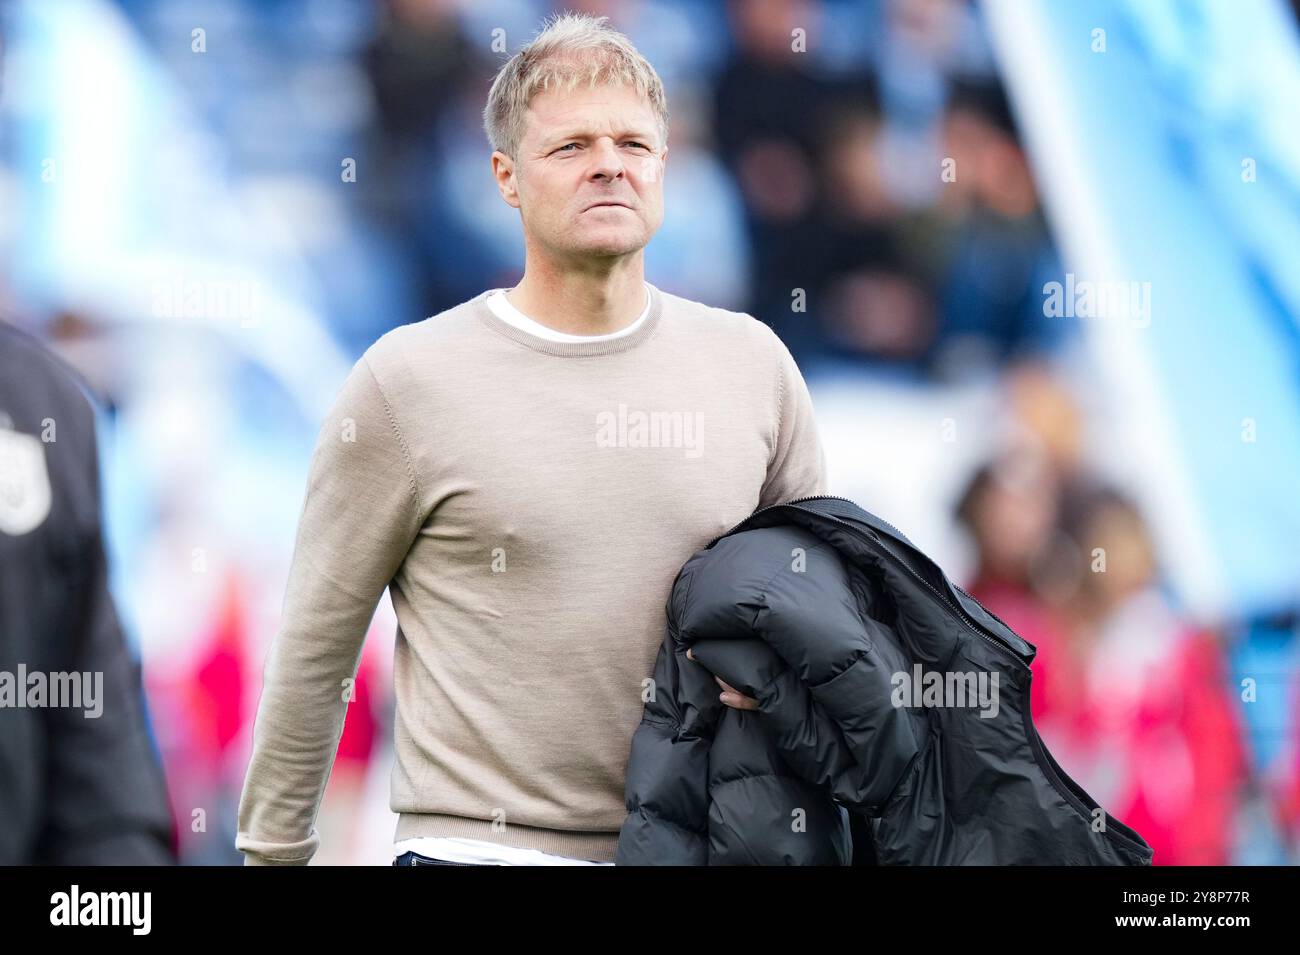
top-left (474, 281), bottom-right (665, 356)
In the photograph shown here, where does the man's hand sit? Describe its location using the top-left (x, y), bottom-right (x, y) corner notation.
top-left (685, 647), bottom-right (760, 710)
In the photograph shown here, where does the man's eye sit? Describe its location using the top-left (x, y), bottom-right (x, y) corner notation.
top-left (556, 143), bottom-right (579, 153)
top-left (625, 142), bottom-right (649, 150)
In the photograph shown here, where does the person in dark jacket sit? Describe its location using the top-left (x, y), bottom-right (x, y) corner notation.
top-left (0, 320), bottom-right (176, 864)
top-left (617, 495), bottom-right (1153, 865)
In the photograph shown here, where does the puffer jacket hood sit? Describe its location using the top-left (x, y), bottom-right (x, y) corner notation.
top-left (616, 495), bottom-right (1154, 865)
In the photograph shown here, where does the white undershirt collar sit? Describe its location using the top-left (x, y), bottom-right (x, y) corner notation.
top-left (485, 283), bottom-right (652, 343)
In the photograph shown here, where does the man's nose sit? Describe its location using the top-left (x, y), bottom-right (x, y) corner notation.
top-left (587, 137), bottom-right (625, 181)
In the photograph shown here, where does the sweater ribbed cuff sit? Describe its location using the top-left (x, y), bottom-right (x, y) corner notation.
top-left (236, 828), bottom-right (319, 865)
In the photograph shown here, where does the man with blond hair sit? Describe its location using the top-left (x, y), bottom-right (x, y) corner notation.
top-left (236, 11), bottom-right (827, 866)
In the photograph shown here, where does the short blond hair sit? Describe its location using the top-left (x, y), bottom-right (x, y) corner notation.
top-left (483, 11), bottom-right (669, 161)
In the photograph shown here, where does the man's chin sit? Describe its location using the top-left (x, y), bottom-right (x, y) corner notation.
top-left (567, 234), bottom-right (647, 258)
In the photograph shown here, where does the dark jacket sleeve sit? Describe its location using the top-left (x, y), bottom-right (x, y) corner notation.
top-left (615, 616), bottom-right (720, 865)
top-left (737, 539), bottom-right (929, 813)
top-left (0, 324), bottom-right (177, 864)
top-left (670, 530), bottom-right (928, 814)
top-left (32, 440), bottom-right (177, 864)
top-left (618, 533), bottom-right (893, 865)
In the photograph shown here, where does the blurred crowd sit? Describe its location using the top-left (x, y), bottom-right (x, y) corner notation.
top-left (956, 377), bottom-right (1265, 865)
top-left (1, 0), bottom-right (1297, 865)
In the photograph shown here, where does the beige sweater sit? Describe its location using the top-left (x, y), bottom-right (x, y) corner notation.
top-left (235, 282), bottom-right (828, 864)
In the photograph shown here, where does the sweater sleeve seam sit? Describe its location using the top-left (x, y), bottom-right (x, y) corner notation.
top-left (769, 328), bottom-right (786, 471)
top-left (361, 353), bottom-right (422, 535)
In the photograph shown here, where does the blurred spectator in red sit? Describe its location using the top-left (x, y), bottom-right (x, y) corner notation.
top-left (957, 407), bottom-right (1248, 864)
top-left (1279, 673), bottom-right (1300, 853)
top-left (955, 439), bottom-right (1097, 740)
top-left (1048, 488), bottom-right (1248, 864)
top-left (956, 445), bottom-right (1066, 655)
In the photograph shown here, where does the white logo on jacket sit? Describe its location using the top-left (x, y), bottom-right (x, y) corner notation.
top-left (0, 425), bottom-right (52, 536)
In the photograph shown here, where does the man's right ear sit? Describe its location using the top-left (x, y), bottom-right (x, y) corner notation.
top-left (491, 151), bottom-right (521, 209)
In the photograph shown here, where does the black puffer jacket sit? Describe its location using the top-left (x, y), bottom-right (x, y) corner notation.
top-left (616, 495), bottom-right (1153, 865)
